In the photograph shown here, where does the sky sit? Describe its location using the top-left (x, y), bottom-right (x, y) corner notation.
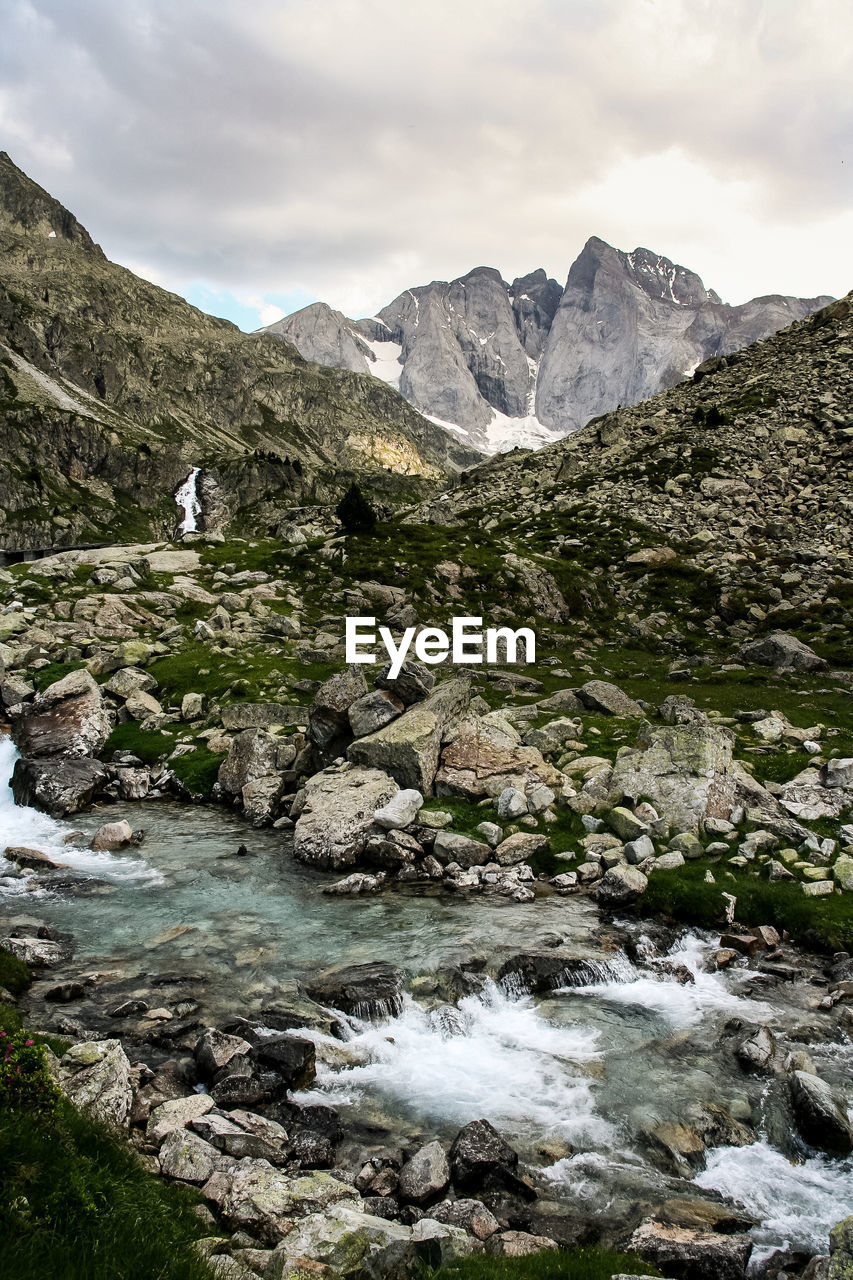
top-left (1, 0), bottom-right (851, 331)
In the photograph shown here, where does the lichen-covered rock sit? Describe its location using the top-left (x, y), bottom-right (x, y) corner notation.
top-left (628, 1218), bottom-right (753, 1280)
top-left (348, 679), bottom-right (470, 795)
top-left (435, 711), bottom-right (561, 801)
top-left (577, 680), bottom-right (644, 717)
top-left (59, 1039), bottom-right (133, 1129)
top-left (398, 1141), bottom-right (450, 1205)
top-left (159, 1129), bottom-right (226, 1183)
top-left (206, 1164), bottom-right (359, 1245)
top-left (264, 1202), bottom-right (413, 1278)
top-left (294, 766), bottom-right (398, 870)
top-left (739, 631), bottom-right (827, 673)
top-left (12, 668), bottom-right (112, 757)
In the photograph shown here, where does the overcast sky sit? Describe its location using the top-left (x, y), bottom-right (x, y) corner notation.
top-left (2, 0), bottom-right (851, 330)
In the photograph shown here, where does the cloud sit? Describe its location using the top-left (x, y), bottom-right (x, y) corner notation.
top-left (1, 0), bottom-right (850, 324)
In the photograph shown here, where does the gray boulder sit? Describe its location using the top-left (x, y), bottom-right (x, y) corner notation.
top-left (348, 689), bottom-right (404, 738)
top-left (59, 1039), bottom-right (133, 1129)
top-left (789, 1071), bottom-right (853, 1154)
top-left (398, 1140), bottom-right (451, 1205)
top-left (306, 962), bottom-right (405, 1020)
top-left (309, 666), bottom-right (368, 762)
top-left (596, 864), bottom-right (648, 905)
top-left (294, 766), bottom-right (397, 870)
top-left (12, 668), bottom-right (112, 758)
top-left (577, 679), bottom-right (644, 717)
top-left (347, 679), bottom-right (469, 794)
top-left (374, 788), bottom-right (424, 830)
top-left (739, 631), bottom-right (827, 672)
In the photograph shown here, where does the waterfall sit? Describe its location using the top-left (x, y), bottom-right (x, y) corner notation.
top-left (175, 467), bottom-right (202, 534)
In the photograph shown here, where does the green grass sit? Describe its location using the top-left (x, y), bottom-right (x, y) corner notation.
top-left (101, 721), bottom-right (177, 764)
top-left (0, 945), bottom-right (32, 997)
top-left (429, 1245), bottom-right (661, 1280)
top-left (640, 861), bottom-right (853, 952)
top-left (0, 1096), bottom-right (215, 1280)
top-left (30, 661), bottom-right (88, 693)
top-left (171, 747), bottom-right (226, 799)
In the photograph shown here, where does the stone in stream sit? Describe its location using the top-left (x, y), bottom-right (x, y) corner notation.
top-left (12, 756), bottom-right (108, 817)
top-left (91, 819), bottom-right (133, 850)
top-left (11, 668), bottom-right (113, 758)
top-left (194, 1027), bottom-right (253, 1078)
top-left (3, 845), bottom-right (67, 871)
top-left (829, 1215), bottom-right (853, 1279)
top-left (397, 1140), bottom-right (451, 1206)
top-left (252, 1033), bottom-right (316, 1089)
top-left (306, 962), bottom-right (405, 1020)
top-left (735, 1026), bottom-right (777, 1073)
top-left (789, 1071), bottom-right (853, 1154)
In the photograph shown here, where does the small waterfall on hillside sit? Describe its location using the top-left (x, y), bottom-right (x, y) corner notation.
top-left (175, 467), bottom-right (202, 534)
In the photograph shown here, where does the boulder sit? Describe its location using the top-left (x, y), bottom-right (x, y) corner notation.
top-left (3, 845), bottom-right (67, 872)
top-left (829, 1215), bottom-right (853, 1280)
top-left (410, 1218), bottom-right (479, 1266)
top-left (398, 1140), bottom-right (451, 1205)
top-left (91, 819), bottom-right (133, 851)
top-left (253, 1033), bottom-right (316, 1089)
top-left (375, 659), bottom-right (436, 706)
top-left (159, 1129), bottom-right (226, 1183)
top-left (217, 729), bottom-right (281, 801)
top-left (12, 668), bottom-right (112, 758)
top-left (432, 1198), bottom-right (500, 1240)
top-left (374, 789), bottom-right (424, 830)
top-left (181, 691), bottom-right (204, 721)
top-left (12, 756), bottom-right (108, 817)
top-left (146, 1093), bottom-right (216, 1145)
top-left (433, 831), bottom-right (492, 869)
top-left (104, 667), bottom-right (157, 699)
top-left (485, 1231), bottom-right (558, 1257)
top-left (628, 1218), bottom-right (753, 1280)
top-left (59, 1039), bottom-right (133, 1129)
top-left (294, 766), bottom-right (398, 870)
top-left (195, 1028), bottom-right (253, 1078)
top-left (789, 1071), bottom-right (853, 1154)
top-left (435, 711), bottom-right (562, 801)
top-left (607, 721), bottom-right (776, 835)
top-left (348, 679), bottom-right (470, 795)
top-left (596, 864), bottom-right (648, 905)
top-left (309, 666), bottom-right (369, 761)
top-left (826, 758), bottom-right (853, 789)
top-left (306, 962), bottom-right (405, 1020)
top-left (205, 1164), bottom-right (358, 1245)
top-left (264, 1202), bottom-right (412, 1276)
top-left (348, 690), bottom-right (404, 738)
top-left (497, 787), bottom-right (528, 819)
top-left (449, 1119), bottom-right (533, 1199)
top-left (494, 832), bottom-right (547, 866)
top-left (577, 680), bottom-right (644, 717)
top-left (739, 631), bottom-right (827, 672)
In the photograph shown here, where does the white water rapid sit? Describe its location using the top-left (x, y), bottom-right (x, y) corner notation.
top-left (175, 467), bottom-right (201, 534)
top-left (0, 737), bottom-right (163, 894)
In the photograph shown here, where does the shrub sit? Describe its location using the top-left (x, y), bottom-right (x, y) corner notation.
top-left (336, 482), bottom-right (377, 533)
top-left (0, 1030), bottom-right (60, 1118)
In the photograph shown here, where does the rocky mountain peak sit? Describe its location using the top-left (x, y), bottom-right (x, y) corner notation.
top-left (0, 151), bottom-right (102, 255)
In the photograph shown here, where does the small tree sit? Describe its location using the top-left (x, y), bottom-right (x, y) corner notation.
top-left (336, 482), bottom-right (377, 534)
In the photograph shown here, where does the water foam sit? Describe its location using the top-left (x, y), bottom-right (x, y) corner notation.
top-left (293, 979), bottom-right (612, 1146)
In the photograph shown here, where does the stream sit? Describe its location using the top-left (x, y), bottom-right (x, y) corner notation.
top-left (2, 735), bottom-right (852, 1267)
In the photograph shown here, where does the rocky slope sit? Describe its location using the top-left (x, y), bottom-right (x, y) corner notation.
top-left (263, 241), bottom-right (831, 454)
top-left (0, 153), bottom-right (479, 553)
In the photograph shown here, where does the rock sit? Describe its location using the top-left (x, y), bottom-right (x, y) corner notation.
top-left (433, 831), bottom-right (492, 869)
top-left (607, 721), bottom-right (773, 835)
top-left (829, 1215), bottom-right (853, 1280)
top-left (220, 704), bottom-right (306, 732)
top-left (398, 1141), bottom-right (451, 1205)
top-left (789, 1071), bottom-right (853, 1154)
top-left (732, 1024), bottom-right (773, 1075)
top-left (306, 962), bottom-right (404, 1020)
top-left (641, 1123), bottom-right (706, 1177)
top-left (125, 689), bottom-right (163, 719)
top-left (494, 832), bottom-right (547, 866)
top-left (497, 787), bottom-right (528, 819)
top-left (59, 1039), bottom-right (133, 1129)
top-left (104, 667), bottom-right (157, 699)
top-left (628, 1218), bottom-right (753, 1280)
top-left (309, 666), bottom-right (369, 761)
top-left (826, 758), bottom-right (853, 789)
top-left (147, 1093), bottom-right (216, 1145)
top-left (207, 1165), bottom-right (359, 1245)
top-left (11, 756), bottom-right (108, 817)
top-left (348, 679), bottom-right (470, 795)
top-left (435, 712), bottom-right (561, 800)
top-left (323, 871), bottom-right (386, 895)
top-left (159, 1129), bottom-right (225, 1183)
top-left (374, 789), bottom-right (424, 830)
top-left (182, 691), bottom-right (204, 721)
top-left (432, 1198), bottom-right (499, 1240)
top-left (449, 1119), bottom-right (533, 1199)
top-left (475, 821), bottom-right (502, 847)
top-left (294, 766), bottom-right (398, 870)
top-left (606, 806), bottom-right (650, 841)
top-left (410, 1218), bottom-right (478, 1266)
top-left (375, 659), bottom-right (436, 705)
top-left (195, 1028), bottom-right (253, 1078)
top-left (550, 872), bottom-right (578, 892)
top-left (253, 1034), bottom-right (316, 1089)
top-left (12, 668), bottom-right (112, 757)
top-left (576, 680), bottom-right (644, 717)
top-left (217, 729), bottom-right (281, 801)
top-left (739, 631), bottom-right (827, 672)
top-left (0, 934), bottom-right (67, 967)
top-left (264, 1202), bottom-right (412, 1275)
top-left (625, 834), bottom-right (655, 864)
top-left (3, 845), bottom-right (67, 872)
top-left (596, 864), bottom-right (648, 904)
top-left (348, 690), bottom-right (404, 738)
top-left (484, 1231), bottom-right (558, 1257)
top-left (91, 819), bottom-right (133, 851)
top-left (43, 980), bottom-right (84, 1001)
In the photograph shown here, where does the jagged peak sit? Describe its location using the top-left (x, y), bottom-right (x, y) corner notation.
top-left (0, 151), bottom-right (102, 255)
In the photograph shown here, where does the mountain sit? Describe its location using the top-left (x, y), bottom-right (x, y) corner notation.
top-left (0, 153), bottom-right (479, 553)
top-left (262, 240), bottom-right (832, 454)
